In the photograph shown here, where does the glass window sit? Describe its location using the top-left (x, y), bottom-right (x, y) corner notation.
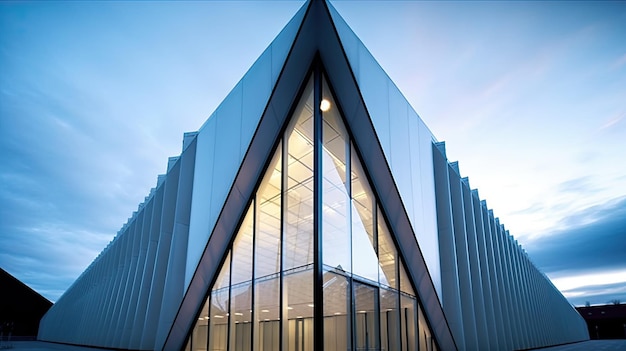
top-left (284, 270), bottom-right (314, 351)
top-left (400, 293), bottom-right (417, 351)
top-left (380, 287), bottom-right (400, 351)
top-left (192, 300), bottom-right (209, 351)
top-left (354, 282), bottom-right (380, 351)
top-left (419, 304), bottom-right (432, 351)
top-left (350, 146), bottom-right (378, 283)
top-left (283, 77), bottom-right (315, 351)
top-left (323, 270), bottom-right (351, 351)
top-left (254, 146), bottom-right (282, 351)
top-left (230, 206), bottom-right (254, 351)
top-left (322, 80), bottom-right (350, 274)
top-left (284, 77), bottom-right (314, 271)
top-left (209, 253), bottom-right (230, 351)
top-left (255, 146), bottom-right (282, 278)
top-left (378, 207), bottom-right (397, 289)
top-left (399, 258), bottom-right (413, 296)
top-left (183, 70), bottom-right (442, 351)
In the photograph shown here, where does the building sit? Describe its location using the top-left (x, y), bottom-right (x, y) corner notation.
top-left (38, 1), bottom-right (590, 350)
top-left (0, 268), bottom-right (52, 340)
top-left (576, 304), bottom-right (626, 340)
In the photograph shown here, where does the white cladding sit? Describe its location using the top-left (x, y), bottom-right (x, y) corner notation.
top-left (432, 143), bottom-right (589, 350)
top-left (328, 3), bottom-right (443, 300)
top-left (38, 1), bottom-right (589, 350)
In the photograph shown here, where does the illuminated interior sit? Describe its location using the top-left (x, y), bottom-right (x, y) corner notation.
top-left (184, 75), bottom-right (438, 351)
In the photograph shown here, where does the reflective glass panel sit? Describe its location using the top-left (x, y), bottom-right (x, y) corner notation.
top-left (285, 270), bottom-right (314, 351)
top-left (230, 206), bottom-right (254, 351)
top-left (378, 207), bottom-right (397, 289)
top-left (399, 258), bottom-right (413, 295)
top-left (323, 270), bottom-right (351, 351)
top-left (322, 80), bottom-right (350, 273)
top-left (209, 252), bottom-right (230, 351)
top-left (283, 77), bottom-right (314, 351)
top-left (255, 146), bottom-right (282, 278)
top-left (192, 300), bottom-right (209, 351)
top-left (284, 78), bottom-right (314, 270)
top-left (350, 146), bottom-right (378, 283)
top-left (380, 287), bottom-right (400, 351)
top-left (419, 304), bottom-right (433, 351)
top-left (354, 282), bottom-right (380, 351)
top-left (400, 293), bottom-right (418, 351)
top-left (254, 146), bottom-right (282, 351)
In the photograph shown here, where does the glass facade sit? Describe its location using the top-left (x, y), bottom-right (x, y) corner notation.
top-left (184, 73), bottom-right (437, 350)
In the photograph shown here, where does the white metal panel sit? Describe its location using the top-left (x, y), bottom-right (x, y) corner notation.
top-left (142, 162), bottom-right (180, 350)
top-left (448, 168), bottom-right (479, 351)
top-left (156, 141), bottom-right (196, 350)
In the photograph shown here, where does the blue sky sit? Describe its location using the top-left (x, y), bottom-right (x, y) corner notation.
top-left (1, 1), bottom-right (624, 307)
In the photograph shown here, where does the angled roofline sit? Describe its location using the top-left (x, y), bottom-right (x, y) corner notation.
top-left (163, 1), bottom-right (457, 349)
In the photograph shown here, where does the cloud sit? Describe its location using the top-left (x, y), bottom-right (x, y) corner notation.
top-left (560, 280), bottom-right (626, 306)
top-left (0, 0), bottom-right (306, 304)
top-left (523, 197), bottom-right (626, 306)
top-left (556, 176), bottom-right (596, 194)
top-left (600, 110), bottom-right (625, 131)
top-left (525, 196), bottom-right (626, 279)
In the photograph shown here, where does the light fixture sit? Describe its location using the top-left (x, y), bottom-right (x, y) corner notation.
top-left (287, 306), bottom-right (293, 310)
top-left (320, 99), bottom-right (331, 112)
top-left (262, 309), bottom-right (270, 313)
top-left (235, 312), bottom-right (243, 316)
top-left (307, 304), bottom-right (315, 307)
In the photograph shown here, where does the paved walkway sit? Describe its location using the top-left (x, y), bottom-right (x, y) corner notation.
top-left (535, 340), bottom-right (626, 350)
top-left (5, 339), bottom-right (626, 350)
top-left (1, 341), bottom-right (111, 351)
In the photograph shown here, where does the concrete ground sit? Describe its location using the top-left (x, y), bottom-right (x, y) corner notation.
top-left (4, 339), bottom-right (626, 350)
top-left (535, 340), bottom-right (626, 350)
top-left (1, 341), bottom-right (110, 351)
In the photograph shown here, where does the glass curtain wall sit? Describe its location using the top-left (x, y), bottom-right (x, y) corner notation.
top-left (185, 72), bottom-right (438, 351)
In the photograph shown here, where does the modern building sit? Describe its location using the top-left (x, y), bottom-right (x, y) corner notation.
top-left (38, 1), bottom-right (590, 350)
top-left (0, 268), bottom-right (52, 340)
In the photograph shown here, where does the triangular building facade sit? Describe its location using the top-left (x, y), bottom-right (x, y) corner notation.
top-left (39, 1), bottom-right (589, 350)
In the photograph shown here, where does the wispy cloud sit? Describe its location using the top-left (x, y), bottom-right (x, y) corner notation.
top-left (0, 1), bottom-right (304, 303)
top-left (556, 176), bottom-right (597, 195)
top-left (555, 274), bottom-right (626, 306)
top-left (524, 196), bottom-right (626, 305)
top-left (600, 110), bottom-right (625, 131)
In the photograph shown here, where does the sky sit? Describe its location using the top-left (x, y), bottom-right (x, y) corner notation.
top-left (1, 1), bottom-right (625, 307)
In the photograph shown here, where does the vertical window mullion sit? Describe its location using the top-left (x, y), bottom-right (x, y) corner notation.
top-left (280, 137), bottom-right (287, 351)
top-left (312, 62), bottom-right (324, 351)
top-left (227, 252), bottom-right (233, 351)
top-left (206, 292), bottom-right (212, 351)
top-left (251, 198), bottom-right (257, 351)
top-left (347, 135), bottom-right (357, 351)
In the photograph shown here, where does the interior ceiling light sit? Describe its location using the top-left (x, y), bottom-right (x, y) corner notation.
top-left (320, 99), bottom-right (331, 112)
